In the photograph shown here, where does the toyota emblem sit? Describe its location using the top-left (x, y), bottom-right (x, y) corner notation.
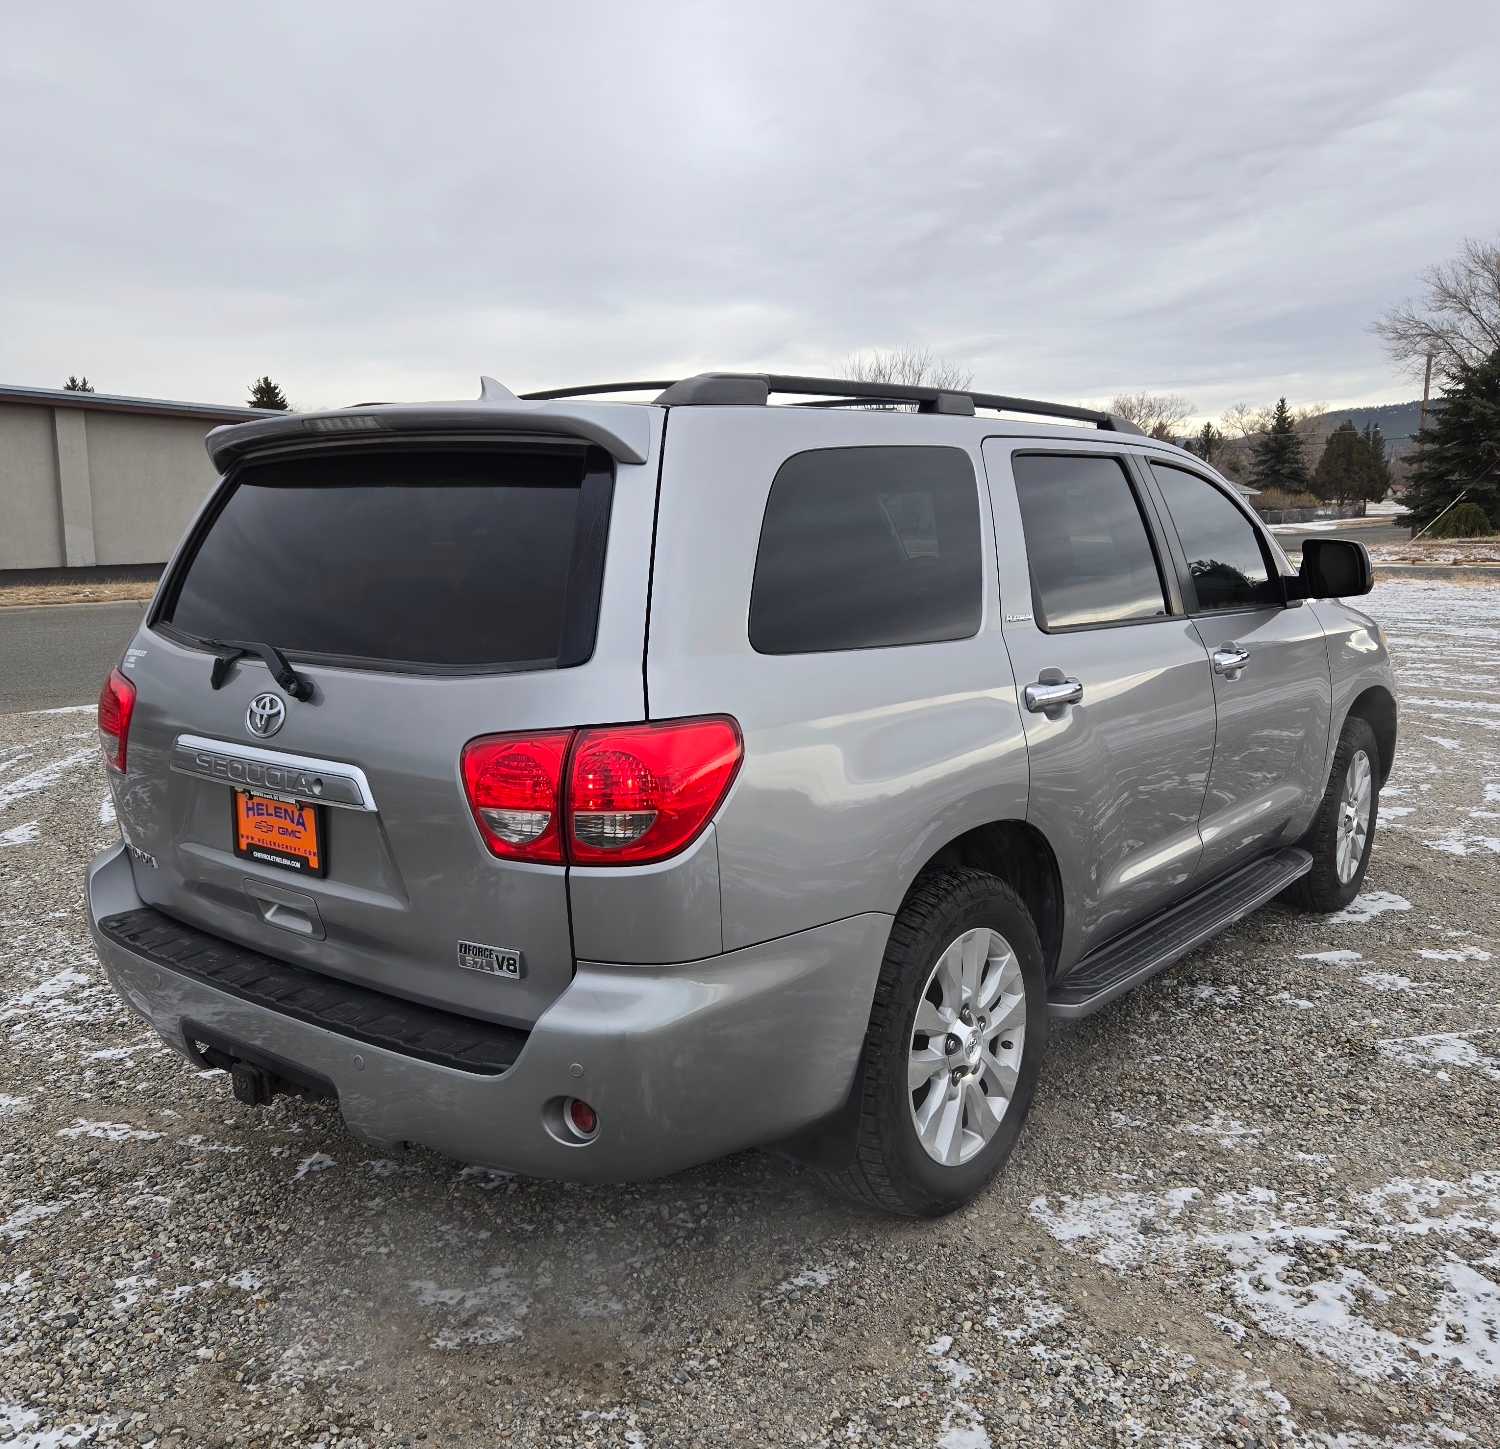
top-left (246, 693), bottom-right (287, 739)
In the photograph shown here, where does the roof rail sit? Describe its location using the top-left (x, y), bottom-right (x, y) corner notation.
top-left (517, 372), bottom-right (1143, 433)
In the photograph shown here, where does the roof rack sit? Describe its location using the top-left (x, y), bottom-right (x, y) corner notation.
top-left (518, 372), bottom-right (1144, 434)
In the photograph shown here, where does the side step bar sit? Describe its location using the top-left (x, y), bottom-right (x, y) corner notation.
top-left (1047, 847), bottom-right (1312, 1020)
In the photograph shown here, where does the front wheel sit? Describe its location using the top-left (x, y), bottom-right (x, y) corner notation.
top-left (817, 869), bottom-right (1048, 1217)
top-left (1291, 715), bottom-right (1380, 913)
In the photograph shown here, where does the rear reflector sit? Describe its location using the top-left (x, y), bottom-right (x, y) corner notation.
top-left (568, 717), bottom-right (742, 865)
top-left (97, 667), bottom-right (137, 773)
top-left (459, 716), bottom-right (743, 866)
top-left (460, 730), bottom-right (573, 863)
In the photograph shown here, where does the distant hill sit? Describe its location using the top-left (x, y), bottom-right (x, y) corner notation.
top-left (1317, 400), bottom-right (1423, 447)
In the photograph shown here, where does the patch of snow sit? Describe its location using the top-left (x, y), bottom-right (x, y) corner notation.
top-left (1425, 831), bottom-right (1500, 857)
top-left (290, 1152), bottom-right (336, 1182)
top-left (1358, 973), bottom-right (1438, 994)
top-left (1327, 891), bottom-right (1411, 925)
top-left (0, 822), bottom-right (40, 847)
top-left (1423, 736), bottom-right (1462, 752)
top-left (0, 1094), bottom-right (29, 1115)
top-left (1183, 982), bottom-right (1240, 1006)
top-left (1378, 1030), bottom-right (1500, 1084)
top-left (1179, 1114), bottom-right (1264, 1148)
top-left (0, 1202), bottom-right (65, 1242)
top-left (1298, 949), bottom-right (1364, 964)
top-left (779, 1266), bottom-right (836, 1292)
top-left (0, 1403), bottom-right (102, 1448)
top-left (1416, 945), bottom-right (1492, 963)
top-left (226, 1269), bottom-right (264, 1292)
top-left (408, 1266), bottom-right (531, 1349)
top-left (0, 748), bottom-right (96, 813)
top-left (57, 1119), bottom-right (161, 1143)
top-left (1273, 991), bottom-right (1316, 1009)
top-left (98, 794), bottom-right (115, 827)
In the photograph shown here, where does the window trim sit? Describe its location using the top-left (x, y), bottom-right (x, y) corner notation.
top-left (149, 437), bottom-right (614, 678)
top-left (746, 443), bottom-right (986, 657)
top-left (1010, 449), bottom-right (1178, 635)
top-left (1142, 458), bottom-right (1289, 619)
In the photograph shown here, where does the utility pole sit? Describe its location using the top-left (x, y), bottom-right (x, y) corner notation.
top-left (1418, 352), bottom-right (1433, 434)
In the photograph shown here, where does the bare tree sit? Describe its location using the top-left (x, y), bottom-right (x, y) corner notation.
top-left (1109, 392), bottom-right (1194, 441)
top-left (842, 347), bottom-right (974, 392)
top-left (1220, 402), bottom-right (1273, 439)
top-left (1373, 237), bottom-right (1500, 383)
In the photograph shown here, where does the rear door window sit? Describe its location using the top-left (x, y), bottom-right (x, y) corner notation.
top-left (158, 446), bottom-right (611, 671)
top-left (749, 446), bottom-right (982, 654)
top-left (1150, 463), bottom-right (1282, 613)
top-left (1012, 453), bottom-right (1168, 629)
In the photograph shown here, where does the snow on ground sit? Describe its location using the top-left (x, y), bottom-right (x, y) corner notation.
top-left (2, 578), bottom-right (1499, 1445)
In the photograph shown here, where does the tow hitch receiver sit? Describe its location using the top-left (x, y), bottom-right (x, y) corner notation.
top-left (230, 1061), bottom-right (279, 1107)
top-left (184, 1022), bottom-right (336, 1108)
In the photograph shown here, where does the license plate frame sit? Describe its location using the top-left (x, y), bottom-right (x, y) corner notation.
top-left (231, 789), bottom-right (326, 877)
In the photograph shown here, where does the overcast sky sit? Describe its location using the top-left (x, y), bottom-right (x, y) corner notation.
top-left (3, 2), bottom-right (1497, 421)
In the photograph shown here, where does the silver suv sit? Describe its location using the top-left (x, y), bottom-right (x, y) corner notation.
top-left (86, 371), bottom-right (1396, 1216)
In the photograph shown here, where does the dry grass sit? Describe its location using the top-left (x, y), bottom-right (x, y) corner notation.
top-left (0, 580), bottom-right (158, 608)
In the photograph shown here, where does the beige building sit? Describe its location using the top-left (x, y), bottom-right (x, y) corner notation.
top-left (0, 384), bottom-right (269, 572)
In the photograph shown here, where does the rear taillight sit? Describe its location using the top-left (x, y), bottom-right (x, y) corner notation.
top-left (459, 716), bottom-right (743, 867)
top-left (568, 717), bottom-right (742, 865)
top-left (97, 668), bottom-right (137, 772)
top-left (461, 730), bottom-right (572, 863)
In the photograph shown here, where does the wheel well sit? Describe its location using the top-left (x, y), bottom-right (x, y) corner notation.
top-left (1346, 686), bottom-right (1397, 785)
top-left (915, 820), bottom-right (1064, 977)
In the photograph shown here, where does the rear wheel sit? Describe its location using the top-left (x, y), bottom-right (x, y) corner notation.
top-left (817, 869), bottom-right (1047, 1217)
top-left (1291, 715), bottom-right (1380, 913)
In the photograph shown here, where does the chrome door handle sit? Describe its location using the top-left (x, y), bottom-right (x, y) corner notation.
top-left (1211, 644), bottom-right (1250, 678)
top-left (1024, 674), bottom-right (1084, 715)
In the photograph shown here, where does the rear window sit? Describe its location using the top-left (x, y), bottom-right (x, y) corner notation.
top-left (159, 447), bottom-right (611, 671)
top-left (749, 445), bottom-right (982, 654)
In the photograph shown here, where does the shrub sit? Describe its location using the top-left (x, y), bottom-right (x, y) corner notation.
top-left (1425, 501), bottom-right (1493, 539)
top-left (1253, 487), bottom-right (1322, 511)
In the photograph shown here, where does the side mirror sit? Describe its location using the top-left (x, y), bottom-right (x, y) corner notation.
top-left (1294, 538), bottom-right (1374, 599)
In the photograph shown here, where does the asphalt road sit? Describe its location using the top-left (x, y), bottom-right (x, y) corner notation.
top-left (1271, 517), bottom-right (1411, 555)
top-left (0, 602), bottom-right (145, 713)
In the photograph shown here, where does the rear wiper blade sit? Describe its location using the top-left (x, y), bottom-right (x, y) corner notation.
top-left (202, 638), bottom-right (314, 701)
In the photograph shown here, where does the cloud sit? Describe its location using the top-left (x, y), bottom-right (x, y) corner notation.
top-left (2, 0), bottom-right (1497, 417)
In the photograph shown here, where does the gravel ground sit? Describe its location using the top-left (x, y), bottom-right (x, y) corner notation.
top-left (2, 579), bottom-right (1497, 1448)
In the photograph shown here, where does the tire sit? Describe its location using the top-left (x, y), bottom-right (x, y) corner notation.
top-left (1289, 715), bottom-right (1380, 913)
top-left (816, 869), bottom-right (1048, 1217)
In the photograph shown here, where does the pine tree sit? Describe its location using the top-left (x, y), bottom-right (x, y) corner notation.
top-left (1250, 397), bottom-right (1309, 489)
top-left (247, 376), bottom-right (290, 410)
top-left (1405, 349), bottom-right (1500, 530)
top-left (1314, 421), bottom-right (1365, 503)
top-left (1361, 423), bottom-right (1393, 501)
top-left (63, 375), bottom-right (94, 392)
top-left (1189, 421), bottom-right (1223, 464)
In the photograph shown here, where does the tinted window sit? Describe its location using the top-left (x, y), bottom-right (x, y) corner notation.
top-left (1012, 454), bottom-right (1167, 629)
top-left (1151, 464), bottom-right (1281, 613)
top-left (163, 448), bottom-right (605, 670)
top-left (749, 446), bottom-right (981, 654)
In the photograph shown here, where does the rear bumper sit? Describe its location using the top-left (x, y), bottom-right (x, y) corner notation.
top-left (87, 844), bottom-right (888, 1182)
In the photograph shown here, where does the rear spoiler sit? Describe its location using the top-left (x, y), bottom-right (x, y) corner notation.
top-left (204, 377), bottom-right (653, 470)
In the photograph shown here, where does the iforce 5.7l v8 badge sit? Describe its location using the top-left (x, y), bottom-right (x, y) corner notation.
top-left (456, 940), bottom-right (523, 980)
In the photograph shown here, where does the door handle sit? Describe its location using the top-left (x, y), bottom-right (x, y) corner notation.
top-left (1024, 671), bottom-right (1084, 716)
top-left (1211, 644), bottom-right (1250, 678)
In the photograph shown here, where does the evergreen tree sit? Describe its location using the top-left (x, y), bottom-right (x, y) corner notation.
top-left (1314, 421), bottom-right (1365, 503)
top-left (1189, 421), bottom-right (1223, 464)
top-left (247, 376), bottom-right (290, 410)
top-left (1361, 422), bottom-right (1393, 500)
top-left (63, 375), bottom-right (94, 392)
top-left (1406, 349), bottom-right (1500, 529)
top-left (1250, 397), bottom-right (1309, 489)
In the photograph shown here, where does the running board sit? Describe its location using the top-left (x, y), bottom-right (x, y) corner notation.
top-left (1047, 847), bottom-right (1312, 1020)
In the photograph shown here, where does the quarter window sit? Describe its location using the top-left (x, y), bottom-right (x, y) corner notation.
top-left (1150, 464), bottom-right (1281, 613)
top-left (749, 446), bottom-right (982, 654)
top-left (1012, 454), bottom-right (1168, 629)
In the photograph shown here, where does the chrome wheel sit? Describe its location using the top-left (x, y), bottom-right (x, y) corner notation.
top-left (908, 926), bottom-right (1027, 1166)
top-left (1335, 748), bottom-right (1373, 884)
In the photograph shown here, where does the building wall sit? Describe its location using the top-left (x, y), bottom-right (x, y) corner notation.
top-left (0, 400), bottom-right (228, 570)
top-left (0, 404), bottom-right (65, 569)
top-left (84, 412), bottom-right (224, 566)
